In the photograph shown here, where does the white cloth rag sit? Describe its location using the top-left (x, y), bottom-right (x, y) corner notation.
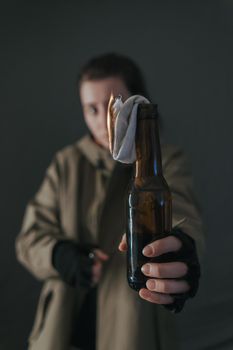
top-left (111, 95), bottom-right (150, 164)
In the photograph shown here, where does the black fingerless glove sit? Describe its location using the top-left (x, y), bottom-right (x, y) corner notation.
top-left (152, 228), bottom-right (201, 313)
top-left (52, 241), bottom-right (98, 288)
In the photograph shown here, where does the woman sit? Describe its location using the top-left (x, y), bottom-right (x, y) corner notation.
top-left (16, 53), bottom-right (204, 350)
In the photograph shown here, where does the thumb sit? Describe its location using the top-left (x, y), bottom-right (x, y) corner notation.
top-left (118, 234), bottom-right (127, 252)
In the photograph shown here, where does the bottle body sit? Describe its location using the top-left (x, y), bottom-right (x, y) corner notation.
top-left (127, 177), bottom-right (172, 291)
top-left (126, 103), bottom-right (172, 291)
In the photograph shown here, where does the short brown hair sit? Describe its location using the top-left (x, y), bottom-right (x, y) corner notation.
top-left (77, 52), bottom-right (150, 98)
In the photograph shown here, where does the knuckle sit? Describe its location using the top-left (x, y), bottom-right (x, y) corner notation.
top-left (149, 292), bottom-right (162, 304)
top-left (158, 281), bottom-right (169, 293)
top-left (155, 240), bottom-right (163, 253)
top-left (154, 294), bottom-right (163, 304)
top-left (181, 262), bottom-right (188, 275)
top-left (155, 264), bottom-right (162, 277)
top-left (162, 282), bottom-right (170, 293)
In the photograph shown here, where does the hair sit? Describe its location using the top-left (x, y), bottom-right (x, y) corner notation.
top-left (77, 52), bottom-right (150, 99)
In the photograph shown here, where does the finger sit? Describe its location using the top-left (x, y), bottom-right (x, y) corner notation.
top-left (143, 236), bottom-right (182, 257)
top-left (118, 234), bottom-right (127, 252)
top-left (146, 278), bottom-right (190, 294)
top-left (139, 288), bottom-right (174, 304)
top-left (92, 261), bottom-right (102, 285)
top-left (93, 249), bottom-right (109, 261)
top-left (141, 262), bottom-right (188, 278)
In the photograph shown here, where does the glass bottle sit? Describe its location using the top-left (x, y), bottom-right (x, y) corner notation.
top-left (126, 103), bottom-right (172, 291)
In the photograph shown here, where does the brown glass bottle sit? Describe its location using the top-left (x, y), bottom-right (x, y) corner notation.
top-left (126, 104), bottom-right (172, 291)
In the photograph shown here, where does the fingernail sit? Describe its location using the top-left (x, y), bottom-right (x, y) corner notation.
top-left (141, 264), bottom-right (151, 275)
top-left (142, 245), bottom-right (153, 256)
top-left (146, 279), bottom-right (156, 290)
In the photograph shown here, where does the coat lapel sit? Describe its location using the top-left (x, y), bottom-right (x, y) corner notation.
top-left (98, 162), bottom-right (132, 255)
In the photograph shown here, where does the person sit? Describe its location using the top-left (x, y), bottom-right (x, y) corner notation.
top-left (16, 53), bottom-right (204, 350)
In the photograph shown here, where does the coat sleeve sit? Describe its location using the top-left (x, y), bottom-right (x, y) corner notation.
top-left (163, 146), bottom-right (205, 261)
top-left (15, 154), bottom-right (66, 280)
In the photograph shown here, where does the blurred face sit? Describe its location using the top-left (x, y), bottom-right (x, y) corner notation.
top-left (79, 76), bottom-right (130, 149)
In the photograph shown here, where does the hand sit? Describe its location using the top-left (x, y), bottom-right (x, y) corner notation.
top-left (119, 234), bottom-right (188, 303)
top-left (52, 241), bottom-right (109, 288)
top-left (140, 236), bottom-right (189, 305)
top-left (119, 230), bottom-right (200, 312)
top-left (91, 249), bottom-right (109, 286)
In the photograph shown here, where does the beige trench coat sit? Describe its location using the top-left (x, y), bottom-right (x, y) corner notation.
top-left (16, 135), bottom-right (204, 350)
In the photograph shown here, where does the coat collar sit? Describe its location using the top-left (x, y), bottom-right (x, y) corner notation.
top-left (76, 134), bottom-right (115, 176)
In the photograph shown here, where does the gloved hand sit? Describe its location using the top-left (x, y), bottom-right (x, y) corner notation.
top-left (52, 241), bottom-right (108, 288)
top-left (119, 228), bottom-right (200, 313)
top-left (152, 228), bottom-right (201, 313)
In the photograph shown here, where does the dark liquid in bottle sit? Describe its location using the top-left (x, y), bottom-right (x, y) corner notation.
top-left (127, 185), bottom-right (172, 291)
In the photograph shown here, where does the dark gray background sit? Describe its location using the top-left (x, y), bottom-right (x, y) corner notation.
top-left (1, 1), bottom-right (233, 349)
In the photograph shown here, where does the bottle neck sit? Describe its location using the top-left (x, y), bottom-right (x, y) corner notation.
top-left (135, 117), bottom-right (162, 178)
